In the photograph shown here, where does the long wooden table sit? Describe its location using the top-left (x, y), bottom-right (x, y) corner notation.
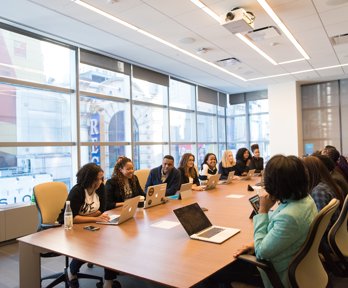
top-left (18, 178), bottom-right (259, 288)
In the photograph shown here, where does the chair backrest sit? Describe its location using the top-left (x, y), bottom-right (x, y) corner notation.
top-left (288, 198), bottom-right (340, 288)
top-left (328, 194), bottom-right (348, 260)
top-left (34, 182), bottom-right (68, 225)
top-left (134, 169), bottom-right (150, 191)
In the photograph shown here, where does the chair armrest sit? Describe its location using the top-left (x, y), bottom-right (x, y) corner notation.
top-left (237, 254), bottom-right (271, 270)
top-left (237, 254), bottom-right (284, 288)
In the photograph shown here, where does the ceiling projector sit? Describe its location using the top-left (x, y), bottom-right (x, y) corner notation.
top-left (221, 8), bottom-right (254, 34)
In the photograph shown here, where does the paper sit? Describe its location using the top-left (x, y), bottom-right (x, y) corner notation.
top-left (151, 220), bottom-right (180, 229)
top-left (226, 194), bottom-right (245, 199)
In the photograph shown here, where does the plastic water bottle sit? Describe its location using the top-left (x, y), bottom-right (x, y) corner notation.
top-left (64, 200), bottom-right (73, 230)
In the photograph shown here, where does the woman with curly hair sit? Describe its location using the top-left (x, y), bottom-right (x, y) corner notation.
top-left (234, 147), bottom-right (251, 176)
top-left (178, 153), bottom-right (204, 191)
top-left (105, 157), bottom-right (145, 210)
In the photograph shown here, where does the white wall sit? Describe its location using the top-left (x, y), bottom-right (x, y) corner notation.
top-left (268, 81), bottom-right (303, 157)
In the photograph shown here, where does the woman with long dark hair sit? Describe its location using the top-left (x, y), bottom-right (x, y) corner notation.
top-left (234, 147), bottom-right (251, 176)
top-left (105, 157), bottom-right (145, 210)
top-left (178, 153), bottom-right (204, 191)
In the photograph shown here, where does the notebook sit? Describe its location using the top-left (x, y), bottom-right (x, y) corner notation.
top-left (97, 196), bottom-right (140, 225)
top-left (240, 169), bottom-right (256, 180)
top-left (218, 171), bottom-right (235, 184)
top-left (178, 183), bottom-right (193, 200)
top-left (144, 183), bottom-right (167, 209)
top-left (173, 203), bottom-right (240, 244)
top-left (201, 173), bottom-right (221, 190)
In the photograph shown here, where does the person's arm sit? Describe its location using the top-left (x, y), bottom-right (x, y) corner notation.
top-left (73, 213), bottom-right (110, 223)
top-left (192, 170), bottom-right (204, 191)
top-left (105, 179), bottom-right (122, 209)
top-left (165, 169), bottom-right (181, 196)
top-left (200, 164), bottom-right (209, 177)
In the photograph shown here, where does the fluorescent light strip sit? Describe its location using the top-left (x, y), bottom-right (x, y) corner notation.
top-left (236, 33), bottom-right (278, 65)
top-left (278, 58), bottom-right (305, 65)
top-left (248, 63), bottom-right (348, 81)
top-left (257, 0), bottom-right (310, 60)
top-left (190, 0), bottom-right (222, 23)
top-left (73, 0), bottom-right (246, 81)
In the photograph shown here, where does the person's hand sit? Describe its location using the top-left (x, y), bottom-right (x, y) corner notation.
top-left (258, 191), bottom-right (276, 214)
top-left (233, 242), bottom-right (255, 258)
top-left (192, 185), bottom-right (204, 191)
top-left (96, 213), bottom-right (110, 222)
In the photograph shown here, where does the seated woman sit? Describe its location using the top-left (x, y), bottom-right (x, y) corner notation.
top-left (207, 155), bottom-right (317, 288)
top-left (57, 163), bottom-right (119, 288)
top-left (249, 144), bottom-right (264, 173)
top-left (199, 153), bottom-right (218, 180)
top-left (178, 153), bottom-right (204, 191)
top-left (218, 150), bottom-right (236, 180)
top-left (234, 147), bottom-right (251, 176)
top-left (105, 157), bottom-right (145, 210)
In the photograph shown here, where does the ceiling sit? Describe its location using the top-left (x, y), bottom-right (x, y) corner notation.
top-left (1, 0), bottom-right (348, 93)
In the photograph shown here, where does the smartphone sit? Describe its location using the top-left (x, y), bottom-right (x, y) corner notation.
top-left (249, 195), bottom-right (260, 214)
top-left (84, 225), bottom-right (100, 231)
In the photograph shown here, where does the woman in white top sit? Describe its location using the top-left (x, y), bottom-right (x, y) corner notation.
top-left (199, 153), bottom-right (218, 180)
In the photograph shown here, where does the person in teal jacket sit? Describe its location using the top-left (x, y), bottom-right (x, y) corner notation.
top-left (205, 155), bottom-right (318, 288)
top-left (235, 155), bottom-right (318, 287)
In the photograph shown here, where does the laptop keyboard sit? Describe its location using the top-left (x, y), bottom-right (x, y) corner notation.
top-left (198, 227), bottom-right (224, 238)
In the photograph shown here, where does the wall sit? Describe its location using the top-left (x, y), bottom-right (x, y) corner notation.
top-left (268, 81), bottom-right (303, 156)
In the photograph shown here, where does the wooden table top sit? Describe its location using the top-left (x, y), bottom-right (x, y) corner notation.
top-left (18, 178), bottom-right (260, 288)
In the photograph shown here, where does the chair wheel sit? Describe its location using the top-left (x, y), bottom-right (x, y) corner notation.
top-left (87, 263), bottom-right (94, 268)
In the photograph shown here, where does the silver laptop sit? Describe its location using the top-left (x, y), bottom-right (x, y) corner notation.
top-left (97, 196), bottom-right (140, 225)
top-left (218, 171), bottom-right (235, 184)
top-left (173, 203), bottom-right (240, 244)
top-left (240, 169), bottom-right (256, 180)
top-left (178, 183), bottom-right (193, 200)
top-left (201, 173), bottom-right (221, 190)
top-left (144, 183), bottom-right (167, 209)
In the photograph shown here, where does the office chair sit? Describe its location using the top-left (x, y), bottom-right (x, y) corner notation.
top-left (134, 168), bottom-right (150, 191)
top-left (327, 194), bottom-right (348, 276)
top-left (34, 182), bottom-right (103, 288)
top-left (238, 198), bottom-right (340, 288)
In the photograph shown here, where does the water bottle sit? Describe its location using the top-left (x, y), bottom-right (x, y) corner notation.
top-left (64, 200), bottom-right (73, 230)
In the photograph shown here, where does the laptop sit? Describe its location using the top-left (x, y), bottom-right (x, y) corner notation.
top-left (240, 169), bottom-right (256, 180)
top-left (201, 173), bottom-right (221, 190)
top-left (178, 183), bottom-right (193, 200)
top-left (218, 171), bottom-right (235, 184)
top-left (173, 203), bottom-right (240, 244)
top-left (144, 183), bottom-right (167, 209)
top-left (97, 196), bottom-right (140, 225)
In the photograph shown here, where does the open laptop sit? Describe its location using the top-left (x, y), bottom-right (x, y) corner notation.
top-left (173, 203), bottom-right (240, 244)
top-left (178, 183), bottom-right (193, 200)
top-left (218, 171), bottom-right (235, 184)
top-left (240, 169), bottom-right (256, 180)
top-left (97, 196), bottom-right (140, 225)
top-left (201, 173), bottom-right (221, 190)
top-left (144, 183), bottom-right (167, 209)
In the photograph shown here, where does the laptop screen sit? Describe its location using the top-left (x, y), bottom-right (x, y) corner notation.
top-left (173, 203), bottom-right (212, 236)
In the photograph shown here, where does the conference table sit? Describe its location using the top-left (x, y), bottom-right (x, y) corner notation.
top-left (18, 177), bottom-right (260, 288)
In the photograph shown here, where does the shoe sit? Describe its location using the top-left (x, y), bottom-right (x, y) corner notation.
top-left (67, 277), bottom-right (80, 288)
top-left (112, 280), bottom-right (122, 288)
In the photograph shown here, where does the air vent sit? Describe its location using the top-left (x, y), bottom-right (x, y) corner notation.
top-left (332, 33), bottom-right (348, 45)
top-left (216, 57), bottom-right (240, 67)
top-left (247, 26), bottom-right (281, 41)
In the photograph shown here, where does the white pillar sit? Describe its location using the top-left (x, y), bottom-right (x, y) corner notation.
top-left (268, 81), bottom-right (303, 157)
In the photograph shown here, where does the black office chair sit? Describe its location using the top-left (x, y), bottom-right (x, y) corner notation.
top-left (238, 198), bottom-right (339, 288)
top-left (34, 182), bottom-right (103, 288)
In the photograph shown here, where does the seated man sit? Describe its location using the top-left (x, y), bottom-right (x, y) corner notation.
top-left (145, 155), bottom-right (181, 196)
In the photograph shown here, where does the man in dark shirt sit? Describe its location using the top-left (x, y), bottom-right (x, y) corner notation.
top-left (145, 155), bottom-right (181, 196)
